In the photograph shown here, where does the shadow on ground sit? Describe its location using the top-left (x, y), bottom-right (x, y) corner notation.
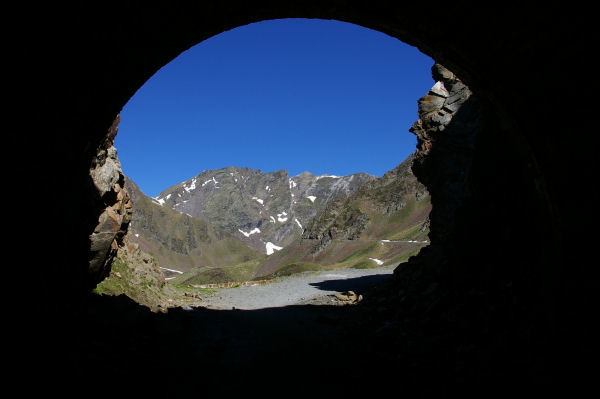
top-left (32, 286), bottom-right (550, 397)
top-left (48, 294), bottom-right (397, 395)
top-left (309, 274), bottom-right (393, 293)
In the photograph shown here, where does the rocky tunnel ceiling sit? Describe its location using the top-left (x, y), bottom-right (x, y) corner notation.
top-left (10, 0), bottom-right (594, 394)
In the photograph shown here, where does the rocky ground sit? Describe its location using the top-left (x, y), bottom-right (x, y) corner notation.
top-left (187, 263), bottom-right (397, 310)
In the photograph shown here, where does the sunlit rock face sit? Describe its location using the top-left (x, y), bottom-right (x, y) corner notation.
top-left (409, 63), bottom-right (482, 254)
top-left (87, 115), bottom-right (132, 287)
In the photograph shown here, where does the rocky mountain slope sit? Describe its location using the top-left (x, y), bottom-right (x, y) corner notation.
top-left (124, 176), bottom-right (264, 272)
top-left (303, 152), bottom-right (428, 245)
top-left (152, 167), bottom-right (376, 254)
top-left (255, 153), bottom-right (431, 278)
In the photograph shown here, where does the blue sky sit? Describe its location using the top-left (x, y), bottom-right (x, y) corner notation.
top-left (116, 18), bottom-right (434, 197)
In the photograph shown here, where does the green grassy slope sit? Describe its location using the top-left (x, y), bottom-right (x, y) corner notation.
top-left (125, 176), bottom-right (264, 272)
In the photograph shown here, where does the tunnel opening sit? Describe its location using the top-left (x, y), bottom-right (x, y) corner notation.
top-left (95, 19), bottom-right (436, 311)
top-left (18, 2), bottom-right (587, 395)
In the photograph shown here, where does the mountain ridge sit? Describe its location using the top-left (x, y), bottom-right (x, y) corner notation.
top-left (150, 166), bottom-right (377, 254)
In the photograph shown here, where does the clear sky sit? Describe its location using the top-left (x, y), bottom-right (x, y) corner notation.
top-left (116, 18), bottom-right (434, 198)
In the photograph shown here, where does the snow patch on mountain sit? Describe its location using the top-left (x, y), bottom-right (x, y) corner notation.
top-left (265, 242), bottom-right (283, 255)
top-left (238, 228), bottom-right (261, 237)
top-left (184, 178), bottom-right (198, 192)
top-left (202, 177), bottom-right (219, 187)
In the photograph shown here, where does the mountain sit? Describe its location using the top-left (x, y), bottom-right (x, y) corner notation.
top-left (126, 155), bottom-right (430, 285)
top-left (303, 152), bottom-right (429, 244)
top-left (152, 166), bottom-right (376, 254)
top-left (124, 176), bottom-right (265, 273)
top-left (255, 153), bottom-right (431, 277)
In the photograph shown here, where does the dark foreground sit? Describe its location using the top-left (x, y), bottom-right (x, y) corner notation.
top-left (24, 272), bottom-right (569, 398)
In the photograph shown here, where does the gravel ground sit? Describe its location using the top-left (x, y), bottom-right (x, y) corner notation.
top-left (196, 263), bottom-right (397, 310)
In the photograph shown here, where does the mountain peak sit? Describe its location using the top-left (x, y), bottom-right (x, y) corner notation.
top-left (292, 171), bottom-right (315, 178)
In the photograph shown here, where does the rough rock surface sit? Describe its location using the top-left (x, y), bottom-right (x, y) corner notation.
top-left (87, 115), bottom-right (132, 286)
top-left (94, 236), bottom-right (169, 312)
top-left (409, 64), bottom-right (480, 249)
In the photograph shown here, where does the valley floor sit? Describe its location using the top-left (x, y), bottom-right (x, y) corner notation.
top-left (194, 263), bottom-right (397, 310)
